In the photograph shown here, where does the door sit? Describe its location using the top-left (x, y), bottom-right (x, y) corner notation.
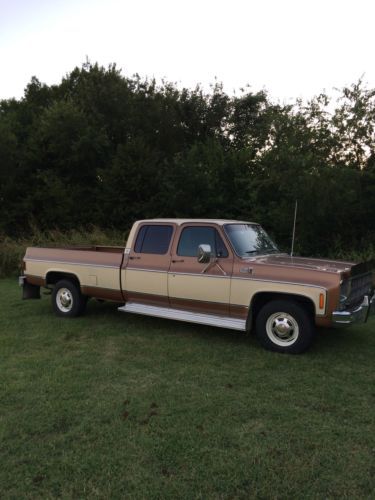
top-left (168, 224), bottom-right (233, 316)
top-left (123, 223), bottom-right (175, 306)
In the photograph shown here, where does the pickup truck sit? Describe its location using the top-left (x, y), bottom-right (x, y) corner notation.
top-left (20, 218), bottom-right (375, 354)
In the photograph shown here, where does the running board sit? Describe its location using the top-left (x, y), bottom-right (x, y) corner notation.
top-left (118, 302), bottom-right (247, 331)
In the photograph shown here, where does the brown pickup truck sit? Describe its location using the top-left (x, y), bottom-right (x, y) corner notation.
top-left (20, 219), bottom-right (375, 354)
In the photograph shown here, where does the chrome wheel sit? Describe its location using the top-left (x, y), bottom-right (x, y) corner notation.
top-left (56, 288), bottom-right (74, 313)
top-left (265, 312), bottom-right (299, 347)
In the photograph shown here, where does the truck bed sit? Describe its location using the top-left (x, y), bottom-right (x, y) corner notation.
top-left (24, 246), bottom-right (125, 301)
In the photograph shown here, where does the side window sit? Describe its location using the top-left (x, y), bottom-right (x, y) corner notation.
top-left (134, 225), bottom-right (173, 254)
top-left (177, 226), bottom-right (228, 258)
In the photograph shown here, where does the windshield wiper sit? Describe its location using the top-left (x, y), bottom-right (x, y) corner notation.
top-left (244, 248), bottom-right (279, 256)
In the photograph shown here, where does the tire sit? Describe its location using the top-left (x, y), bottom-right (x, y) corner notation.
top-left (255, 299), bottom-right (315, 354)
top-left (52, 279), bottom-right (86, 318)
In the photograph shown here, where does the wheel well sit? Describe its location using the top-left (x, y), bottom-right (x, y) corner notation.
top-left (46, 271), bottom-right (81, 288)
top-left (248, 292), bottom-right (315, 330)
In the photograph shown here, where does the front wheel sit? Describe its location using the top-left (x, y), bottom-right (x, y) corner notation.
top-left (255, 299), bottom-right (315, 354)
top-left (52, 279), bottom-right (86, 318)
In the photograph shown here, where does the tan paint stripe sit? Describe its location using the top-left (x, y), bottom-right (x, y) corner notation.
top-left (25, 264), bottom-right (326, 317)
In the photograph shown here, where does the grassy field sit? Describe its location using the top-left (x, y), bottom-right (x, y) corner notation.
top-left (0, 278), bottom-right (374, 499)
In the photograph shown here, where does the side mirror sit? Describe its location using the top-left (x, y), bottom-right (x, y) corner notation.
top-left (197, 244), bottom-right (212, 264)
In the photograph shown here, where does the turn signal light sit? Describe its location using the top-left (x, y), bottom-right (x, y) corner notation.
top-left (319, 293), bottom-right (325, 309)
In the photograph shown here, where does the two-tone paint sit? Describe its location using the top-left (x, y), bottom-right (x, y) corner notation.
top-left (22, 218), bottom-right (368, 330)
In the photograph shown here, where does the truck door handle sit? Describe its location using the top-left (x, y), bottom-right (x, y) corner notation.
top-left (129, 256), bottom-right (141, 260)
top-left (171, 259), bottom-right (184, 263)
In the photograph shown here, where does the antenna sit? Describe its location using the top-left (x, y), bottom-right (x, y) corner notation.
top-left (290, 200), bottom-right (298, 257)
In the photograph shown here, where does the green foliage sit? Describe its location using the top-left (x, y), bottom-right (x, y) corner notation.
top-left (1, 62), bottom-right (375, 258)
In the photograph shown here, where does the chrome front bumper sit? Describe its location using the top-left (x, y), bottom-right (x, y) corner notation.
top-left (332, 293), bottom-right (375, 326)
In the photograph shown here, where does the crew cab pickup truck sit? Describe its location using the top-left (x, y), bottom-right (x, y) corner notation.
top-left (20, 219), bottom-right (375, 354)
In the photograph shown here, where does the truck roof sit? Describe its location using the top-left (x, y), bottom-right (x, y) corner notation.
top-left (136, 218), bottom-right (257, 226)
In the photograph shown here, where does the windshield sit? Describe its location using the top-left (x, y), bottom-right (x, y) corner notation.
top-left (224, 224), bottom-right (279, 257)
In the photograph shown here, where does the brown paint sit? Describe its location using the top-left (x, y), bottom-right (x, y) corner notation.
top-left (26, 275), bottom-right (46, 286)
top-left (231, 258), bottom-right (342, 289)
top-left (25, 246), bottom-right (124, 268)
top-left (315, 317), bottom-right (333, 328)
top-left (22, 218), bottom-right (372, 330)
top-left (81, 286), bottom-right (123, 302)
top-left (170, 296), bottom-right (228, 316)
top-left (124, 291), bottom-right (168, 308)
top-left (324, 285), bottom-right (341, 320)
top-left (230, 304), bottom-right (249, 319)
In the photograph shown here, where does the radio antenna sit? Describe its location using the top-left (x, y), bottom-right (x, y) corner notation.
top-left (290, 200), bottom-right (298, 257)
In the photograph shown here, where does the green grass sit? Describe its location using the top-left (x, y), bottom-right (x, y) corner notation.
top-left (0, 279), bottom-right (374, 499)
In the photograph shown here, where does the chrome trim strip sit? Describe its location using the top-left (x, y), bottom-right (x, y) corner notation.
top-left (118, 302), bottom-right (247, 331)
top-left (126, 267), bottom-right (168, 274)
top-left (25, 258), bottom-right (119, 269)
top-left (169, 271), bottom-right (229, 279)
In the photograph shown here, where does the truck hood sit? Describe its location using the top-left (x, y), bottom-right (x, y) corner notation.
top-left (245, 253), bottom-right (355, 274)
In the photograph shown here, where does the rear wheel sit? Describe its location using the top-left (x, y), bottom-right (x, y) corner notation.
top-left (255, 299), bottom-right (315, 354)
top-left (52, 279), bottom-right (86, 317)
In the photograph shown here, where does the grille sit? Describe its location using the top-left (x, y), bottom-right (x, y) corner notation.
top-left (347, 273), bottom-right (373, 308)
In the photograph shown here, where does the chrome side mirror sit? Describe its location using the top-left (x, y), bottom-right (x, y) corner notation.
top-left (197, 244), bottom-right (212, 264)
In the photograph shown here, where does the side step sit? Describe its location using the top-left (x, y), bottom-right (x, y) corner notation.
top-left (118, 302), bottom-right (247, 331)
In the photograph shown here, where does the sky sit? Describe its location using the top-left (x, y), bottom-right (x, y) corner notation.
top-left (0, 0), bottom-right (374, 103)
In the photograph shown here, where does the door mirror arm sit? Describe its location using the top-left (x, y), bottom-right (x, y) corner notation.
top-left (198, 244), bottom-right (227, 276)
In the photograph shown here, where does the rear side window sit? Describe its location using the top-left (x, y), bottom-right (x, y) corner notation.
top-left (134, 225), bottom-right (173, 254)
top-left (177, 226), bottom-right (228, 257)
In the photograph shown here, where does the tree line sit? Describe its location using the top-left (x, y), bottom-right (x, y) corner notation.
top-left (1, 62), bottom-right (374, 257)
